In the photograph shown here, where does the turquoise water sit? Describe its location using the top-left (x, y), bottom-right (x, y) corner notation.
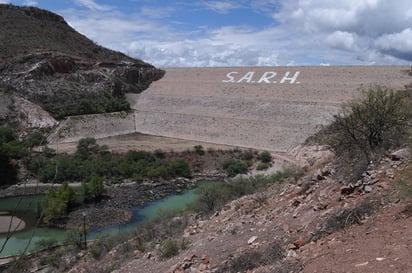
top-left (88, 188), bottom-right (197, 238)
top-left (0, 189), bottom-right (198, 257)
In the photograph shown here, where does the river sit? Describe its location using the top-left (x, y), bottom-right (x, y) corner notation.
top-left (0, 188), bottom-right (198, 257)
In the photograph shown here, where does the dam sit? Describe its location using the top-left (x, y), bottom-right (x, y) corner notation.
top-left (49, 66), bottom-right (411, 153)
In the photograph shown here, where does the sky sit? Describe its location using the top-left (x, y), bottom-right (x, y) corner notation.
top-left (1, 0), bottom-right (412, 67)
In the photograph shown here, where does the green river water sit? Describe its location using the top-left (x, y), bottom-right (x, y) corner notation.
top-left (0, 189), bottom-right (198, 257)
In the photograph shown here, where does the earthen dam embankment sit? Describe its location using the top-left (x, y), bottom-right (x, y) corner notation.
top-left (49, 66), bottom-right (411, 153)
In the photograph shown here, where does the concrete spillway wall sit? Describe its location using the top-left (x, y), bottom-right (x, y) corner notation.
top-left (49, 66), bottom-right (411, 152)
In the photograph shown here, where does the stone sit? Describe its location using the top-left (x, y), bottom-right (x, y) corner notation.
top-left (364, 185), bottom-right (373, 193)
top-left (198, 263), bottom-right (208, 271)
top-left (355, 261), bottom-right (369, 267)
top-left (385, 168), bottom-right (394, 178)
top-left (248, 236), bottom-right (258, 245)
top-left (287, 250), bottom-right (297, 258)
top-left (294, 239), bottom-right (305, 248)
top-left (391, 148), bottom-right (409, 161)
top-left (200, 255), bottom-right (210, 264)
top-left (340, 186), bottom-right (354, 195)
top-left (288, 243), bottom-right (296, 250)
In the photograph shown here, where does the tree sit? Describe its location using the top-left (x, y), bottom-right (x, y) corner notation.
top-left (76, 137), bottom-right (99, 159)
top-left (81, 176), bottom-right (105, 202)
top-left (329, 85), bottom-right (412, 161)
top-left (0, 127), bottom-right (27, 186)
top-left (43, 182), bottom-right (75, 223)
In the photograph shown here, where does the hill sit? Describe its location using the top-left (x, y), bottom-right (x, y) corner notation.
top-left (0, 4), bottom-right (164, 128)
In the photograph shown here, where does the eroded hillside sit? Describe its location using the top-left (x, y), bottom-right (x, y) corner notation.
top-left (0, 4), bottom-right (163, 128)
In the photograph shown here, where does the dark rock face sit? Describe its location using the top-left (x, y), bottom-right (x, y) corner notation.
top-left (0, 4), bottom-right (164, 123)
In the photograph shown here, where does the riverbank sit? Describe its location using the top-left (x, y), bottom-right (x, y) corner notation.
top-left (0, 174), bottom-right (223, 231)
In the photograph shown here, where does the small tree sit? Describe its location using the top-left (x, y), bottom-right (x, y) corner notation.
top-left (76, 137), bottom-right (99, 159)
top-left (43, 182), bottom-right (75, 223)
top-left (258, 151), bottom-right (272, 163)
top-left (81, 176), bottom-right (105, 202)
top-left (330, 85), bottom-right (412, 161)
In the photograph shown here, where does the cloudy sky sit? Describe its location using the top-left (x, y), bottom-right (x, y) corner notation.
top-left (2, 0), bottom-right (412, 67)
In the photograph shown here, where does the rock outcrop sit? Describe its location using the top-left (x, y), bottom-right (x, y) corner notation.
top-left (0, 4), bottom-right (164, 129)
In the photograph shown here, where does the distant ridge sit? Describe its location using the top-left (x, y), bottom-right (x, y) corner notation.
top-left (0, 4), bottom-right (136, 63)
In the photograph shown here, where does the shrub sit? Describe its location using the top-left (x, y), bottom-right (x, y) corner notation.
top-left (329, 85), bottom-right (412, 161)
top-left (217, 241), bottom-right (285, 272)
top-left (311, 198), bottom-right (379, 241)
top-left (194, 145), bottom-right (205, 155)
top-left (241, 150), bottom-right (254, 160)
top-left (23, 131), bottom-right (45, 148)
top-left (194, 174), bottom-right (288, 214)
top-left (153, 149), bottom-right (165, 158)
top-left (76, 137), bottom-right (99, 159)
top-left (258, 151), bottom-right (272, 163)
top-left (64, 228), bottom-right (83, 249)
top-left (222, 159), bottom-right (248, 177)
top-left (256, 162), bottom-right (270, 170)
top-left (159, 239), bottom-right (179, 259)
top-left (35, 238), bottom-right (58, 250)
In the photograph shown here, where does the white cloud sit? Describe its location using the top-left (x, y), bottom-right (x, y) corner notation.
top-left (63, 0), bottom-right (412, 67)
top-left (273, 0), bottom-right (412, 64)
top-left (374, 28), bottom-right (412, 61)
top-left (326, 31), bottom-right (358, 51)
top-left (73, 0), bottom-right (113, 11)
top-left (139, 6), bottom-right (174, 19)
top-left (200, 1), bottom-right (244, 14)
top-left (375, 28), bottom-right (412, 52)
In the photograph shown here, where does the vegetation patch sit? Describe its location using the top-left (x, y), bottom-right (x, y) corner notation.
top-left (193, 173), bottom-right (289, 215)
top-left (311, 198), bottom-right (379, 241)
top-left (307, 85), bottom-right (412, 184)
top-left (217, 241), bottom-right (285, 273)
top-left (28, 138), bottom-right (191, 183)
top-left (222, 159), bottom-right (249, 177)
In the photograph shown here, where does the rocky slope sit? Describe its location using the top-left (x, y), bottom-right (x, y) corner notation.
top-left (0, 4), bottom-right (164, 129)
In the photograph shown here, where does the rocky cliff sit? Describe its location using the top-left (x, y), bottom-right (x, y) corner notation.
top-left (0, 4), bottom-right (164, 129)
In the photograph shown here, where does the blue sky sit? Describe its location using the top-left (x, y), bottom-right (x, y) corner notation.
top-left (2, 0), bottom-right (412, 67)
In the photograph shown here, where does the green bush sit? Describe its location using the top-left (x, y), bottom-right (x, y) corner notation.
top-left (30, 145), bottom-right (191, 183)
top-left (329, 85), bottom-right (412, 161)
top-left (0, 127), bottom-right (27, 186)
top-left (256, 162), bottom-right (270, 170)
top-left (194, 174), bottom-right (288, 214)
top-left (194, 145), bottom-right (205, 155)
top-left (23, 131), bottom-right (46, 148)
top-left (81, 176), bottom-right (105, 202)
top-left (159, 239), bottom-right (179, 259)
top-left (64, 228), bottom-right (83, 249)
top-left (35, 238), bottom-right (58, 250)
top-left (241, 150), bottom-right (254, 160)
top-left (42, 182), bottom-right (75, 223)
top-left (258, 151), bottom-right (272, 163)
top-left (222, 159), bottom-right (248, 177)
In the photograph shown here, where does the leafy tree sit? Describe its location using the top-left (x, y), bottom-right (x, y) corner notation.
top-left (76, 137), bottom-right (99, 159)
top-left (23, 131), bottom-right (45, 148)
top-left (0, 127), bottom-right (27, 186)
top-left (81, 176), bottom-right (105, 202)
top-left (258, 151), bottom-right (272, 163)
top-left (222, 159), bottom-right (248, 177)
top-left (330, 85), bottom-right (412, 161)
top-left (42, 182), bottom-right (75, 223)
